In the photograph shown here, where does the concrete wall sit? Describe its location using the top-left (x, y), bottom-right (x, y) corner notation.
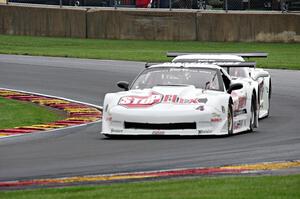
top-left (0, 4), bottom-right (300, 42)
top-left (0, 5), bottom-right (86, 38)
top-left (197, 12), bottom-right (300, 42)
top-left (87, 9), bottom-right (197, 41)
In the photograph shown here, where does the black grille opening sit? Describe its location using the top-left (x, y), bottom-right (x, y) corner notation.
top-left (124, 122), bottom-right (196, 130)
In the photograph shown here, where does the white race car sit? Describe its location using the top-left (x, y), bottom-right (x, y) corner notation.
top-left (168, 52), bottom-right (271, 119)
top-left (101, 62), bottom-right (268, 137)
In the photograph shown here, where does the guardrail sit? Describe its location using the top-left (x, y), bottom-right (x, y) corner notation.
top-left (5, 0), bottom-right (300, 12)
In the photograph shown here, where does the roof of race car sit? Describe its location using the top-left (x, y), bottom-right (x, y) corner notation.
top-left (172, 54), bottom-right (245, 62)
top-left (147, 62), bottom-right (223, 70)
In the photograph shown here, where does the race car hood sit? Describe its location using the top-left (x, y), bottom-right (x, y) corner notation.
top-left (113, 85), bottom-right (209, 110)
top-left (118, 86), bottom-right (207, 109)
top-left (103, 85), bottom-right (227, 124)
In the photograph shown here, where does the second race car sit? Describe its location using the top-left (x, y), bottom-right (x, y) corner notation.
top-left (168, 52), bottom-right (272, 119)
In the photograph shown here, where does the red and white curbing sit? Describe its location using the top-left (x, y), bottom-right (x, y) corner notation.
top-left (0, 88), bottom-right (102, 138)
top-left (0, 160), bottom-right (299, 188)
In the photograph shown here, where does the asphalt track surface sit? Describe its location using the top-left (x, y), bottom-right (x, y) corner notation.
top-left (0, 54), bottom-right (299, 182)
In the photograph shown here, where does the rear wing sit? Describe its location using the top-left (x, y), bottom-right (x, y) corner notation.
top-left (209, 61), bottom-right (256, 68)
top-left (166, 52), bottom-right (268, 58)
top-left (145, 62), bottom-right (256, 68)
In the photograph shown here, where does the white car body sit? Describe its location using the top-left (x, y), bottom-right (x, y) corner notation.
top-left (172, 54), bottom-right (271, 119)
top-left (101, 63), bottom-right (260, 137)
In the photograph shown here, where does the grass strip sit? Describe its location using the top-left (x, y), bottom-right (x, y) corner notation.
top-left (0, 97), bottom-right (65, 129)
top-left (0, 34), bottom-right (300, 69)
top-left (1, 174), bottom-right (300, 199)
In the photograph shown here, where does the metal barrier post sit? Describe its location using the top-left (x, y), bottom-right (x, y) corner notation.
top-left (114, 0), bottom-right (117, 9)
top-left (225, 0), bottom-right (228, 12)
top-left (169, 0), bottom-right (172, 11)
top-left (59, 0), bottom-right (62, 8)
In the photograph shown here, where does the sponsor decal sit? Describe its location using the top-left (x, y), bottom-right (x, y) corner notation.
top-left (198, 129), bottom-right (212, 134)
top-left (231, 91), bottom-right (247, 111)
top-left (238, 96), bottom-right (247, 110)
top-left (233, 119), bottom-right (245, 130)
top-left (210, 117), bottom-right (222, 123)
top-left (162, 95), bottom-right (207, 104)
top-left (119, 92), bottom-right (207, 108)
top-left (118, 92), bottom-right (163, 108)
top-left (234, 109), bottom-right (247, 117)
top-left (210, 113), bottom-right (222, 123)
top-left (196, 105), bottom-right (205, 111)
top-left (111, 129), bottom-right (123, 133)
top-left (152, 130), bottom-right (165, 135)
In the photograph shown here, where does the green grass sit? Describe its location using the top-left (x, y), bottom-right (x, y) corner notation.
top-left (0, 34), bottom-right (300, 69)
top-left (1, 175), bottom-right (300, 199)
top-left (0, 97), bottom-right (65, 129)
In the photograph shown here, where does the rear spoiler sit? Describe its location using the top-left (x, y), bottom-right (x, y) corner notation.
top-left (166, 52), bottom-right (268, 58)
top-left (145, 62), bottom-right (256, 68)
top-left (213, 61), bottom-right (256, 68)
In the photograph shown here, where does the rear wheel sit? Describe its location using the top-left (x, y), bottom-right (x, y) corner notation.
top-left (249, 96), bottom-right (256, 132)
top-left (265, 79), bottom-right (272, 118)
top-left (227, 103), bottom-right (233, 135)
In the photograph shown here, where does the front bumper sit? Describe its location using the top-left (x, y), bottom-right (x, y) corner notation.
top-left (102, 117), bottom-right (229, 136)
top-left (102, 128), bottom-right (228, 136)
top-left (102, 104), bottom-right (229, 136)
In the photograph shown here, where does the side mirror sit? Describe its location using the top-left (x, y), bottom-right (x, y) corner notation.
top-left (253, 71), bottom-right (269, 81)
top-left (117, 81), bottom-right (129, 91)
top-left (227, 83), bottom-right (243, 94)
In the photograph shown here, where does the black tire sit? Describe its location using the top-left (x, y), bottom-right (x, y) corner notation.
top-left (265, 79), bottom-right (272, 118)
top-left (249, 96), bottom-right (256, 132)
top-left (227, 103), bottom-right (234, 135)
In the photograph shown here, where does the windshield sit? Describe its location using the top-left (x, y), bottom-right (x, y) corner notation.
top-left (172, 59), bottom-right (248, 78)
top-left (131, 67), bottom-right (222, 91)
